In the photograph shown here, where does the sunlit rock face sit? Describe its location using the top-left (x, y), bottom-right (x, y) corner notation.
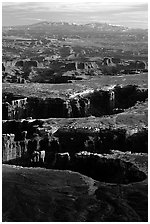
top-left (2, 85), bottom-right (148, 120)
top-left (99, 58), bottom-right (147, 75)
top-left (2, 116), bottom-right (148, 164)
top-left (2, 129), bottom-right (147, 184)
top-left (2, 97), bottom-right (28, 120)
top-left (100, 57), bottom-right (117, 75)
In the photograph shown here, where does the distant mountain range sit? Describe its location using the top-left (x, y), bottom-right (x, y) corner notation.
top-left (3, 21), bottom-right (147, 33)
top-left (3, 21), bottom-right (147, 58)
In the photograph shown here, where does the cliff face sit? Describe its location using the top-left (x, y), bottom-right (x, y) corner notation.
top-left (100, 57), bottom-right (147, 75)
top-left (27, 97), bottom-right (74, 118)
top-left (2, 116), bottom-right (148, 164)
top-left (2, 85), bottom-right (148, 120)
top-left (2, 58), bottom-right (148, 84)
top-left (2, 127), bottom-right (147, 191)
top-left (2, 134), bottom-right (27, 163)
top-left (2, 97), bottom-right (28, 120)
top-left (2, 94), bottom-right (148, 222)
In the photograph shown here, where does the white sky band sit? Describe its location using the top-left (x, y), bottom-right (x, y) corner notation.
top-left (2, 1), bottom-right (148, 28)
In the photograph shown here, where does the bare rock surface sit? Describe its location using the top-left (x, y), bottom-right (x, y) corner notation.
top-left (3, 161), bottom-right (147, 222)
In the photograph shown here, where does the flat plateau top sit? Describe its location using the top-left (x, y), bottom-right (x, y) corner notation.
top-left (2, 73), bottom-right (148, 99)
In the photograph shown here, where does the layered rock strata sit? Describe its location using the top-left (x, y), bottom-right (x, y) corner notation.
top-left (2, 85), bottom-right (148, 120)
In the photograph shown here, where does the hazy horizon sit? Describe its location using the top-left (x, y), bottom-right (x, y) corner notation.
top-left (2, 1), bottom-right (148, 29)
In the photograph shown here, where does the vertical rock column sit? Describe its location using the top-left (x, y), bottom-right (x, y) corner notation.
top-left (70, 98), bottom-right (81, 117)
top-left (108, 90), bottom-right (115, 113)
top-left (2, 134), bottom-right (16, 162)
top-left (2, 102), bottom-right (13, 120)
top-left (62, 100), bottom-right (72, 117)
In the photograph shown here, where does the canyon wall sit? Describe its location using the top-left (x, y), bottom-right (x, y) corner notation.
top-left (2, 119), bottom-right (148, 164)
top-left (2, 85), bottom-right (148, 120)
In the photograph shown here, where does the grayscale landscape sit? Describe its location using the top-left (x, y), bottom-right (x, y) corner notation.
top-left (2, 1), bottom-right (148, 222)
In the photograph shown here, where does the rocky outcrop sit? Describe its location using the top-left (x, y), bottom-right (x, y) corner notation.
top-left (100, 57), bottom-right (117, 75)
top-left (114, 85), bottom-right (146, 109)
top-left (69, 152), bottom-right (146, 184)
top-left (125, 127), bottom-right (148, 153)
top-left (2, 119), bottom-right (44, 140)
top-left (124, 60), bottom-right (147, 71)
top-left (2, 134), bottom-right (27, 163)
top-left (2, 126), bottom-right (147, 184)
top-left (55, 126), bottom-right (148, 154)
top-left (3, 58), bottom-right (148, 84)
top-left (99, 58), bottom-right (147, 75)
top-left (76, 62), bottom-right (85, 69)
top-left (135, 60), bottom-right (147, 70)
top-left (28, 67), bottom-right (55, 82)
top-left (27, 97), bottom-right (66, 118)
top-left (2, 135), bottom-right (147, 184)
top-left (2, 85), bottom-right (148, 120)
top-left (15, 60), bottom-right (38, 68)
top-left (2, 126), bottom-right (60, 164)
top-left (65, 62), bottom-right (76, 71)
top-left (50, 60), bottom-right (99, 74)
top-left (89, 89), bottom-right (115, 116)
top-left (2, 97), bottom-right (28, 120)
top-left (2, 103), bottom-right (13, 120)
top-left (2, 117), bottom-right (147, 165)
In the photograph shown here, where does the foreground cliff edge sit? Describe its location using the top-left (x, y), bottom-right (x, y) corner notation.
top-left (3, 159), bottom-right (147, 222)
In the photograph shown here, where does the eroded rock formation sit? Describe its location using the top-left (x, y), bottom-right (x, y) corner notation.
top-left (2, 97), bottom-right (28, 120)
top-left (15, 60), bottom-right (38, 68)
top-left (2, 85), bottom-right (148, 120)
top-left (2, 117), bottom-right (148, 166)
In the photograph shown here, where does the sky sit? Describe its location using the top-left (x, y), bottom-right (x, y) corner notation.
top-left (2, 0), bottom-right (148, 29)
